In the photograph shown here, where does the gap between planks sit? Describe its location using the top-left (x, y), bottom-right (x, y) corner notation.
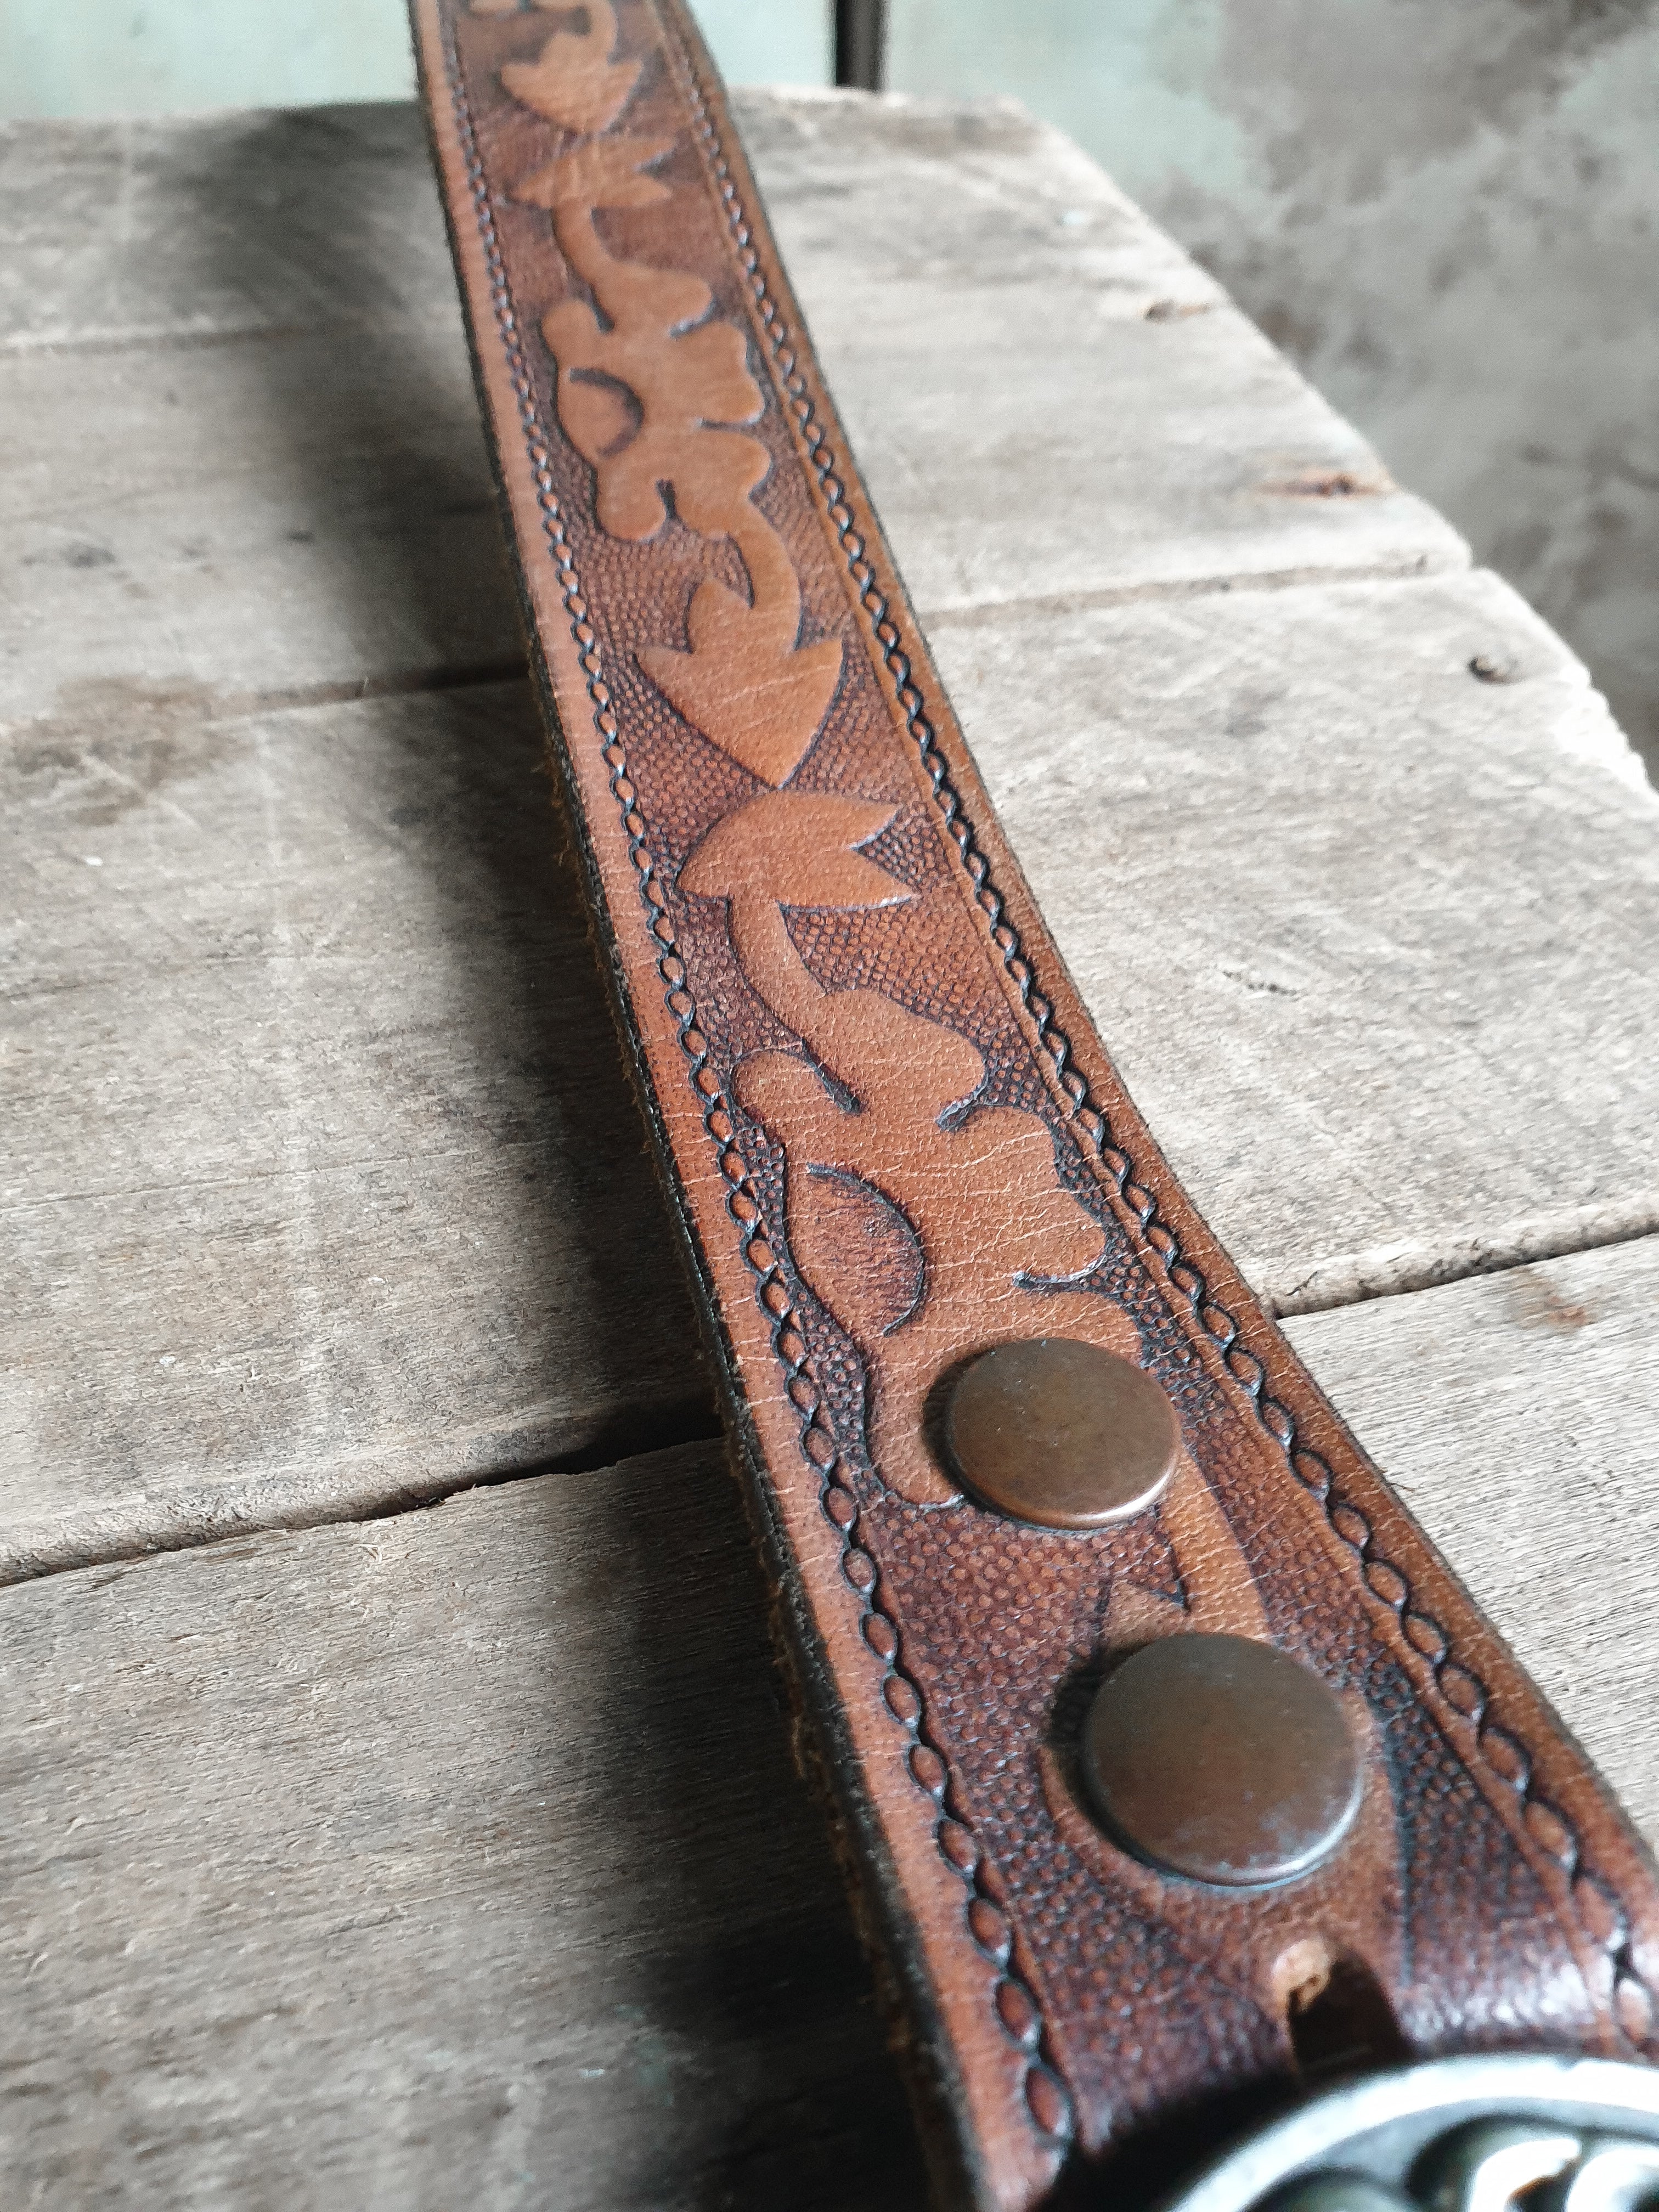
top-left (9, 1229), bottom-right (1656, 1595)
top-left (918, 552), bottom-right (1462, 626)
top-left (0, 1403), bottom-right (726, 1595)
top-left (0, 656), bottom-right (532, 737)
top-left (1263, 1203), bottom-right (1659, 1318)
top-left (0, 548), bottom-right (1479, 754)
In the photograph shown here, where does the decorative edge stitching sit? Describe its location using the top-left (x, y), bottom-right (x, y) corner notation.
top-left (438, 0), bottom-right (1652, 2081)
top-left (438, 10), bottom-right (1074, 2153)
top-left (664, 32), bottom-right (1656, 2056)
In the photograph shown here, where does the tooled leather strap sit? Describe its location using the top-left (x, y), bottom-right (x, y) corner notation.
top-left (410, 3), bottom-right (1659, 2202)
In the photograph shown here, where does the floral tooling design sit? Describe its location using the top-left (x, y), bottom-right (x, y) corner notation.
top-left (435, 0), bottom-right (1659, 2174)
top-left (495, 0), bottom-right (1130, 1505)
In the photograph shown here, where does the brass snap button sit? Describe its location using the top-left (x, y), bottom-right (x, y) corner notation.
top-left (942, 1336), bottom-right (1179, 1529)
top-left (1081, 1632), bottom-right (1362, 1887)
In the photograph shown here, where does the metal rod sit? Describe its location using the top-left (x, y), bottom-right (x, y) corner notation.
top-left (834, 0), bottom-right (887, 90)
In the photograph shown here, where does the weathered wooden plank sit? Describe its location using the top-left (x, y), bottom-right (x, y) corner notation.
top-left (1286, 1236), bottom-right (1659, 1844)
top-left (1, 679), bottom-right (711, 1583)
top-left (3, 105), bottom-right (1651, 1572)
top-left (0, 1441), bottom-right (927, 2211)
top-left (15, 565), bottom-right (1653, 1572)
top-left (4, 1243), bottom-right (1655, 2205)
top-left (0, 108), bottom-right (524, 710)
top-left (946, 565), bottom-right (1659, 1313)
top-left (0, 94), bottom-right (1464, 721)
top-left (736, 88), bottom-right (1469, 609)
top-left (0, 108), bottom-right (460, 350)
top-left (0, 80), bottom-right (1650, 2212)
top-left (0, 321), bottom-right (523, 717)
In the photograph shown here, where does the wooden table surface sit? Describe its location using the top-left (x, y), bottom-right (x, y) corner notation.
top-left (3, 91), bottom-right (1657, 2210)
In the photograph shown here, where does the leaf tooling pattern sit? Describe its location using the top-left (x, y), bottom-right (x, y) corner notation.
top-left (500, 0), bottom-right (640, 133)
top-left (682, 789), bottom-right (1123, 1503)
top-left (508, 40), bottom-right (840, 780)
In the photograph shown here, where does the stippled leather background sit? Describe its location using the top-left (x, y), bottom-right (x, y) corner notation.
top-left (409, 2), bottom-right (1659, 2203)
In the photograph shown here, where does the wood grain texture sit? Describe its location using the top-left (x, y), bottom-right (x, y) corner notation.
top-left (2, 71), bottom-right (1654, 2211)
top-left (1, 91), bottom-right (1652, 1579)
top-left (0, 1442), bottom-right (927, 2212)
top-left (4, 1245), bottom-right (1656, 2207)
top-left (0, 108), bottom-right (461, 351)
top-left (2, 678), bottom-right (712, 1582)
top-left (734, 87), bottom-right (1469, 609)
top-left (0, 317), bottom-right (522, 716)
top-left (0, 94), bottom-right (1463, 722)
top-left (1288, 1238), bottom-right (1659, 1846)
top-left (942, 565), bottom-right (1659, 1311)
top-left (0, 109), bottom-right (526, 716)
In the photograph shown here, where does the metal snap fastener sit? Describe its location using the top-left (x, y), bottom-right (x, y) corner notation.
top-left (1082, 1632), bottom-right (1362, 1887)
top-left (942, 1336), bottom-right (1179, 1528)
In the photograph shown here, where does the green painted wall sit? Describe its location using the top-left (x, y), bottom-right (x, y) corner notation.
top-left (887, 0), bottom-right (1659, 777)
top-left (0, 0), bottom-right (829, 116)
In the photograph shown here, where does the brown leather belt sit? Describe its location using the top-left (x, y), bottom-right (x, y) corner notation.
top-left (409, 3), bottom-right (1659, 2203)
